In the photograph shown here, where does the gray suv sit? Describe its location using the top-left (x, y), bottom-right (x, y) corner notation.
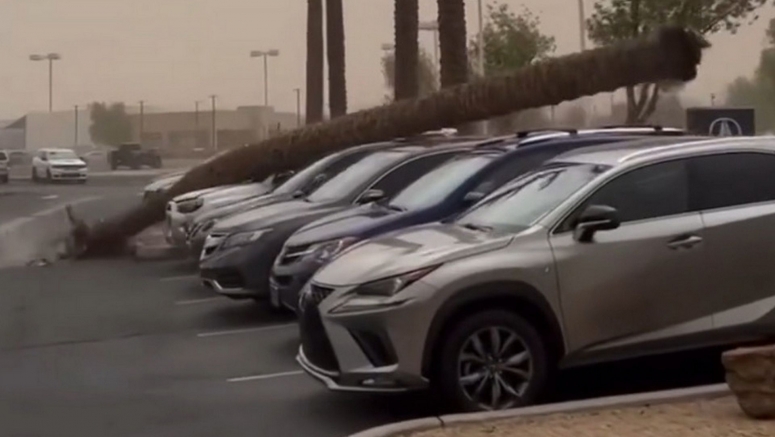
top-left (296, 135), bottom-right (775, 412)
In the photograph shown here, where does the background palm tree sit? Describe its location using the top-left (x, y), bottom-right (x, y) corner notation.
top-left (437, 0), bottom-right (469, 88)
top-left (326, 0), bottom-right (347, 117)
top-left (393, 0), bottom-right (420, 100)
top-left (306, 0), bottom-right (325, 124)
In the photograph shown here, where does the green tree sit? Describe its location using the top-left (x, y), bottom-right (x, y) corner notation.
top-left (587, 0), bottom-right (764, 124)
top-left (726, 18), bottom-right (775, 132)
top-left (469, 2), bottom-right (556, 132)
top-left (469, 3), bottom-right (556, 77)
top-left (89, 102), bottom-right (132, 146)
top-left (381, 48), bottom-right (438, 101)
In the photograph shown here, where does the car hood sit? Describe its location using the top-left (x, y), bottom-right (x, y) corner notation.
top-left (212, 199), bottom-right (343, 233)
top-left (173, 185), bottom-right (240, 202)
top-left (313, 222), bottom-right (514, 286)
top-left (199, 182), bottom-right (270, 202)
top-left (50, 158), bottom-right (86, 166)
top-left (192, 192), bottom-right (291, 226)
top-left (286, 203), bottom-right (398, 247)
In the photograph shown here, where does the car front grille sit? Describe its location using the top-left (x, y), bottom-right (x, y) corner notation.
top-left (52, 164), bottom-right (85, 170)
top-left (299, 284), bottom-right (339, 372)
top-left (201, 268), bottom-right (244, 289)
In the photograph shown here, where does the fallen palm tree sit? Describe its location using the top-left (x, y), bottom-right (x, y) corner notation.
top-left (75, 26), bottom-right (708, 257)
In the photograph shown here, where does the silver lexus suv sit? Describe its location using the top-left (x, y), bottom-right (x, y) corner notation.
top-left (296, 135), bottom-right (775, 412)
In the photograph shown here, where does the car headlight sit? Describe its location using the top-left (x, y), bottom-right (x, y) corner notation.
top-left (308, 237), bottom-right (359, 262)
top-left (177, 197), bottom-right (204, 214)
top-left (354, 265), bottom-right (439, 297)
top-left (221, 229), bottom-right (271, 249)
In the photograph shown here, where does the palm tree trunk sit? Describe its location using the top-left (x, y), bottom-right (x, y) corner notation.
top-left (306, 0), bottom-right (325, 124)
top-left (326, 0), bottom-right (347, 117)
top-left (437, 0), bottom-right (469, 88)
top-left (76, 27), bottom-right (707, 256)
top-left (394, 0), bottom-right (419, 100)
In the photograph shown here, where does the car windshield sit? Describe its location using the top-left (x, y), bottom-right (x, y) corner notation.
top-left (49, 150), bottom-right (78, 160)
top-left (456, 162), bottom-right (611, 233)
top-left (388, 154), bottom-right (495, 211)
top-left (273, 153), bottom-right (340, 195)
top-left (306, 151), bottom-right (410, 203)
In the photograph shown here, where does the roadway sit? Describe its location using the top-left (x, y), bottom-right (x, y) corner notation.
top-left (0, 176), bottom-right (727, 437)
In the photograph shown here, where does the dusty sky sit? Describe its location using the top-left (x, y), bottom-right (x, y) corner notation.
top-left (1, 0), bottom-right (773, 120)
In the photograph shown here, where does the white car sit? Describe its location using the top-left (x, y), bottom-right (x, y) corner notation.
top-left (143, 171), bottom-right (185, 200)
top-left (32, 148), bottom-right (88, 183)
top-left (0, 150), bottom-right (9, 183)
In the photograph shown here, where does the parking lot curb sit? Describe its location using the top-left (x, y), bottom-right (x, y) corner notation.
top-left (347, 383), bottom-right (730, 437)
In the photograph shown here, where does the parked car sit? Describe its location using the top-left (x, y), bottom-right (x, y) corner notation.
top-left (6, 150), bottom-right (31, 167)
top-left (0, 150), bottom-right (9, 183)
top-left (187, 140), bottom-right (413, 259)
top-left (270, 128), bottom-right (683, 312)
top-left (31, 148), bottom-right (88, 183)
top-left (199, 139), bottom-right (490, 302)
top-left (108, 142), bottom-right (162, 170)
top-left (294, 134), bottom-right (775, 412)
top-left (164, 174), bottom-right (282, 246)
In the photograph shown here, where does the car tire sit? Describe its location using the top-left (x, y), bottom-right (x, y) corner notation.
top-left (46, 168), bottom-right (53, 183)
top-left (434, 309), bottom-right (551, 413)
top-left (31, 168), bottom-right (38, 182)
top-left (1, 175), bottom-right (8, 184)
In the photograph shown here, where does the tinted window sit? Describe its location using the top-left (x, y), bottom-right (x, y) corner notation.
top-left (48, 150), bottom-right (78, 159)
top-left (457, 162), bottom-right (609, 233)
top-left (307, 151), bottom-right (410, 202)
top-left (368, 152), bottom-right (458, 199)
top-left (469, 150), bottom-right (560, 196)
top-left (389, 154), bottom-right (494, 211)
top-left (581, 160), bottom-right (689, 224)
top-left (274, 150), bottom-right (369, 195)
top-left (691, 153), bottom-right (775, 210)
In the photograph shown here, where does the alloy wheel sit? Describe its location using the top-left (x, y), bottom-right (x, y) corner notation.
top-left (457, 326), bottom-right (533, 410)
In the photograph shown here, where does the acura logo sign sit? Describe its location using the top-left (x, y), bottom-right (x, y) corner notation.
top-left (708, 117), bottom-right (743, 136)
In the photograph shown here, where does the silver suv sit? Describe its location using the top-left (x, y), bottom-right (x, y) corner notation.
top-left (296, 135), bottom-right (775, 412)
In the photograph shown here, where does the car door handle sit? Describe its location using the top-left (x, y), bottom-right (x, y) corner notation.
top-left (667, 234), bottom-right (703, 250)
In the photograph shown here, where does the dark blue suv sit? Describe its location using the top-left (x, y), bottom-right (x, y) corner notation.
top-left (269, 127), bottom-right (686, 312)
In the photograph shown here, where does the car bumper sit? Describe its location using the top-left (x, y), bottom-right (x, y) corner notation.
top-left (198, 236), bottom-right (286, 300)
top-left (49, 169), bottom-right (87, 180)
top-left (296, 281), bottom-right (435, 393)
top-left (270, 257), bottom-right (325, 312)
top-left (165, 210), bottom-right (189, 246)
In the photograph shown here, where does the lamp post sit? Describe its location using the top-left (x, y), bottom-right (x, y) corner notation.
top-left (294, 88), bottom-right (302, 127)
top-left (29, 53), bottom-right (61, 112)
top-left (250, 49), bottom-right (280, 106)
top-left (138, 100), bottom-right (145, 142)
top-left (74, 105), bottom-right (79, 147)
top-left (209, 95), bottom-right (217, 151)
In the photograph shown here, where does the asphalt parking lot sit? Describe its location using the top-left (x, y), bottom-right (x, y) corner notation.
top-left (0, 175), bottom-right (728, 437)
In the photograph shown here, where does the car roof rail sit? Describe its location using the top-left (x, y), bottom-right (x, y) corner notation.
top-left (595, 124), bottom-right (684, 132)
top-left (514, 128), bottom-right (579, 138)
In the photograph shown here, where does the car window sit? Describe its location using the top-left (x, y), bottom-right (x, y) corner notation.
top-left (578, 160), bottom-right (689, 225)
top-left (48, 150), bottom-right (78, 160)
top-left (690, 152), bottom-right (775, 210)
top-left (469, 150), bottom-right (561, 196)
top-left (280, 150), bottom-right (373, 195)
top-left (457, 162), bottom-right (610, 233)
top-left (367, 152), bottom-right (459, 200)
top-left (389, 154), bottom-right (495, 211)
top-left (306, 151), bottom-right (410, 203)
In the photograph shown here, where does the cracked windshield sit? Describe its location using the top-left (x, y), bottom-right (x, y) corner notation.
top-left (1, 1), bottom-right (775, 436)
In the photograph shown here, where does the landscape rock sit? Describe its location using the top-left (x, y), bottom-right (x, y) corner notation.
top-left (722, 344), bottom-right (775, 419)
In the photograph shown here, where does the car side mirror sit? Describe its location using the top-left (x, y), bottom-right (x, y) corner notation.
top-left (357, 189), bottom-right (385, 205)
top-left (273, 170), bottom-right (295, 186)
top-left (463, 191), bottom-right (485, 206)
top-left (573, 204), bottom-right (620, 243)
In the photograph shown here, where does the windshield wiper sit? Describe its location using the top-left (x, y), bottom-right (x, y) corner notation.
top-left (385, 204), bottom-right (405, 212)
top-left (461, 223), bottom-right (492, 232)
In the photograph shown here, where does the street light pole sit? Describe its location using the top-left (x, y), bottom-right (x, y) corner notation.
top-left (294, 88), bottom-right (302, 127)
top-left (210, 95), bottom-right (217, 151)
top-left (74, 105), bottom-right (79, 147)
top-left (29, 53), bottom-right (61, 112)
top-left (250, 50), bottom-right (280, 107)
top-left (138, 100), bottom-right (145, 142)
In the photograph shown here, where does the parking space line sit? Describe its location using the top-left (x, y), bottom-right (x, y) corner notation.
top-left (196, 323), bottom-right (296, 338)
top-left (174, 297), bottom-right (223, 306)
top-left (227, 370), bottom-right (304, 383)
top-left (160, 274), bottom-right (199, 282)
